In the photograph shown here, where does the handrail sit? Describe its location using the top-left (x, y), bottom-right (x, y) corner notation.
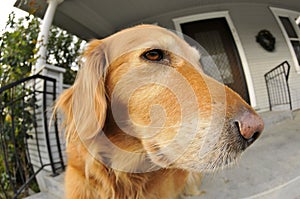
top-left (0, 74), bottom-right (56, 93)
top-left (264, 61), bottom-right (292, 111)
top-left (0, 74), bottom-right (65, 198)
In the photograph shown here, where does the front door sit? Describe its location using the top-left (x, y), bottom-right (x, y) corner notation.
top-left (181, 17), bottom-right (250, 103)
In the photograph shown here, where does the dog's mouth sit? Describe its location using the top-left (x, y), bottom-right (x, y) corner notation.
top-left (191, 120), bottom-right (262, 172)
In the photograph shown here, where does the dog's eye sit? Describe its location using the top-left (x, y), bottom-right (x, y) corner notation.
top-left (142, 49), bottom-right (164, 61)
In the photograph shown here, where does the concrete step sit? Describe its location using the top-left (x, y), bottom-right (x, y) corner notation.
top-left (24, 191), bottom-right (59, 199)
top-left (24, 173), bottom-right (64, 199)
top-left (44, 172), bottom-right (65, 198)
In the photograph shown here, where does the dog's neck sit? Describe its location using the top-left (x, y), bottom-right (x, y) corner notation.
top-left (67, 140), bottom-right (188, 199)
top-left (65, 111), bottom-right (189, 198)
top-left (90, 161), bottom-right (188, 198)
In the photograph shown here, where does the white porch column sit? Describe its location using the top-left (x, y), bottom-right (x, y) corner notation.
top-left (33, 0), bottom-right (64, 73)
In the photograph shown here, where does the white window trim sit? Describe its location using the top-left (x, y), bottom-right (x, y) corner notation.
top-left (270, 7), bottom-right (300, 74)
top-left (173, 11), bottom-right (257, 108)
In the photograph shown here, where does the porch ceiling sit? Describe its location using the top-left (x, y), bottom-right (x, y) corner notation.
top-left (15, 0), bottom-right (300, 40)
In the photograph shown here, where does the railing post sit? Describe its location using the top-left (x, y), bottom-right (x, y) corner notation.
top-left (264, 75), bottom-right (272, 111)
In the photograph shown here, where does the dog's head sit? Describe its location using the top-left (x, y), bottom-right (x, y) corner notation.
top-left (57, 25), bottom-right (263, 173)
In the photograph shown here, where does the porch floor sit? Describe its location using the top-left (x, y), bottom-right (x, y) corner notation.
top-left (190, 110), bottom-right (300, 199)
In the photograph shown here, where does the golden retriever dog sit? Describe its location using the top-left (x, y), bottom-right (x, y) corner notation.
top-left (55, 25), bottom-right (264, 199)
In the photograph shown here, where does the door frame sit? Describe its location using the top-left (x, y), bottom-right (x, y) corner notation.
top-left (172, 11), bottom-right (257, 107)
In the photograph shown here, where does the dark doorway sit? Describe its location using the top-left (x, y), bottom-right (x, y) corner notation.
top-left (181, 17), bottom-right (250, 103)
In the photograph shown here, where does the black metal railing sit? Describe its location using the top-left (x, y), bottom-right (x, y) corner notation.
top-left (0, 74), bottom-right (65, 199)
top-left (264, 61), bottom-right (292, 111)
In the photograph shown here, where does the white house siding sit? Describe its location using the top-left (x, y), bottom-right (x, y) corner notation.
top-left (228, 5), bottom-right (300, 111)
top-left (227, 4), bottom-right (297, 111)
top-left (130, 3), bottom-right (300, 111)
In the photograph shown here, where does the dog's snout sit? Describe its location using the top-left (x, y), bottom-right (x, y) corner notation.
top-left (234, 111), bottom-right (264, 143)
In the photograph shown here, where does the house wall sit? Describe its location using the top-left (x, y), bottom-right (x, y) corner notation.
top-left (131, 3), bottom-right (300, 111)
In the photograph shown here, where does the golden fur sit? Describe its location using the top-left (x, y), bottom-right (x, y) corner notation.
top-left (55, 25), bottom-right (263, 199)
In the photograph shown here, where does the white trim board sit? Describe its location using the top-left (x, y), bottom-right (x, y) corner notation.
top-left (173, 11), bottom-right (257, 107)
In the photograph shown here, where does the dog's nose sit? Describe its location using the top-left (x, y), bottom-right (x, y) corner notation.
top-left (234, 111), bottom-right (264, 143)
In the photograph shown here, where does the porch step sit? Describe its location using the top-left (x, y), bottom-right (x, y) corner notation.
top-left (24, 191), bottom-right (59, 199)
top-left (259, 110), bottom-right (293, 130)
top-left (44, 172), bottom-right (65, 198)
top-left (24, 172), bottom-right (64, 199)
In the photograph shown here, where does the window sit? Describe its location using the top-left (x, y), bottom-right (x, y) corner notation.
top-left (271, 7), bottom-right (300, 72)
top-left (279, 16), bottom-right (300, 66)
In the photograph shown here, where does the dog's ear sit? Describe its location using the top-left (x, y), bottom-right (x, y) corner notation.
top-left (56, 40), bottom-right (107, 142)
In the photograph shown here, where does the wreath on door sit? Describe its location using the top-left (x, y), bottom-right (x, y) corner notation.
top-left (256, 30), bottom-right (276, 52)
